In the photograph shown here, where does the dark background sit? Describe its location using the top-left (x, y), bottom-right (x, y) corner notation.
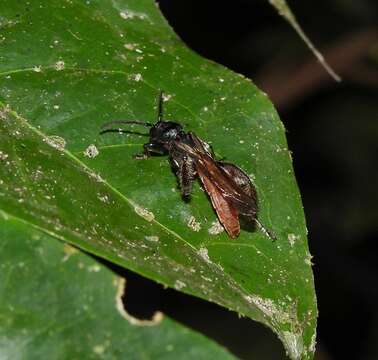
top-left (118, 1), bottom-right (378, 359)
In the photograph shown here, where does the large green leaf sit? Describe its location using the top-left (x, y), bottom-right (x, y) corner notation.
top-left (0, 215), bottom-right (237, 360)
top-left (0, 1), bottom-right (317, 359)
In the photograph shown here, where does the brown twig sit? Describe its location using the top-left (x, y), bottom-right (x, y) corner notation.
top-left (256, 28), bottom-right (378, 110)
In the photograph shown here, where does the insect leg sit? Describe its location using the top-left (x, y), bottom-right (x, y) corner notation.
top-left (133, 143), bottom-right (167, 160)
top-left (178, 156), bottom-right (197, 197)
top-left (255, 219), bottom-right (277, 242)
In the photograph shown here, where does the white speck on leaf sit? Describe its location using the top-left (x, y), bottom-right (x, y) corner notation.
top-left (243, 295), bottom-right (291, 323)
top-left (93, 345), bottom-right (105, 355)
top-left (305, 254), bottom-right (314, 266)
top-left (84, 144), bottom-right (99, 158)
top-left (87, 264), bottom-right (101, 272)
top-left (120, 11), bottom-right (133, 20)
top-left (145, 235), bottom-right (159, 242)
top-left (87, 171), bottom-right (104, 183)
top-left (44, 135), bottom-right (66, 151)
top-left (197, 247), bottom-right (211, 264)
top-left (174, 280), bottom-right (186, 290)
top-left (208, 219), bottom-right (224, 235)
top-left (97, 193), bottom-right (109, 203)
top-left (0, 104), bottom-right (11, 120)
top-left (0, 151), bottom-right (9, 161)
top-left (32, 65), bottom-right (42, 72)
top-left (309, 332), bottom-right (317, 354)
top-left (162, 93), bottom-right (172, 102)
top-left (187, 216), bottom-right (201, 232)
top-left (134, 205), bottom-right (154, 222)
top-left (120, 9), bottom-right (147, 20)
top-left (55, 60), bottom-right (65, 71)
top-left (133, 73), bottom-right (142, 82)
top-left (124, 43), bottom-right (135, 50)
top-left (288, 233), bottom-right (300, 247)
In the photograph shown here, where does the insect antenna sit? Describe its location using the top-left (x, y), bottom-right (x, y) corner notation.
top-left (99, 120), bottom-right (153, 136)
top-left (157, 89), bottom-right (164, 122)
top-left (100, 120), bottom-right (153, 131)
top-left (100, 90), bottom-right (165, 132)
top-left (255, 219), bottom-right (277, 242)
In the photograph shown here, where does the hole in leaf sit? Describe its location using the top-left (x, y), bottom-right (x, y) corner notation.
top-left (99, 257), bottom-right (285, 359)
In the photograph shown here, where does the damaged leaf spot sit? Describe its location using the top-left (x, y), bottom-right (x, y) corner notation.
top-left (208, 219), bottom-right (224, 235)
top-left (93, 345), bottom-right (106, 355)
top-left (0, 151), bottom-right (9, 161)
top-left (162, 93), bottom-right (172, 102)
top-left (0, 104), bottom-right (11, 119)
top-left (97, 193), bottom-right (110, 203)
top-left (54, 60), bottom-right (65, 71)
top-left (44, 135), bottom-right (66, 151)
top-left (84, 144), bottom-right (99, 158)
top-left (132, 73), bottom-right (142, 82)
top-left (174, 280), bottom-right (186, 290)
top-left (87, 264), bottom-right (101, 272)
top-left (119, 9), bottom-right (148, 21)
top-left (243, 294), bottom-right (294, 324)
top-left (134, 205), bottom-right (155, 222)
top-left (115, 278), bottom-right (163, 326)
top-left (197, 247), bottom-right (211, 264)
top-left (124, 43), bottom-right (135, 50)
top-left (145, 235), bottom-right (159, 242)
top-left (187, 216), bottom-right (201, 232)
top-left (288, 233), bottom-right (300, 247)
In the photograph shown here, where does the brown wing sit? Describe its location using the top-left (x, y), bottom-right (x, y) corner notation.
top-left (216, 162), bottom-right (258, 221)
top-left (188, 133), bottom-right (257, 216)
top-left (198, 165), bottom-right (240, 238)
top-left (174, 133), bottom-right (257, 237)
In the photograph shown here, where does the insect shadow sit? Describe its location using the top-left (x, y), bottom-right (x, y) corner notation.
top-left (101, 91), bottom-right (275, 241)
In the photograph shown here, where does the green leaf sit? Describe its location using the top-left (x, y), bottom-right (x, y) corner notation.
top-left (0, 215), bottom-right (237, 360)
top-left (0, 1), bottom-right (317, 359)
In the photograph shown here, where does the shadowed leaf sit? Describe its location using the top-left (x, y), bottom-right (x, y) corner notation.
top-left (0, 1), bottom-right (317, 358)
top-left (0, 215), bottom-right (237, 359)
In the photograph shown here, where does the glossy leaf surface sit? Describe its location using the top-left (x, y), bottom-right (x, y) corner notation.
top-left (0, 1), bottom-right (317, 358)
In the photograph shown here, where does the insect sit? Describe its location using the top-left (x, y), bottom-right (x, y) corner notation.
top-left (101, 91), bottom-right (275, 240)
